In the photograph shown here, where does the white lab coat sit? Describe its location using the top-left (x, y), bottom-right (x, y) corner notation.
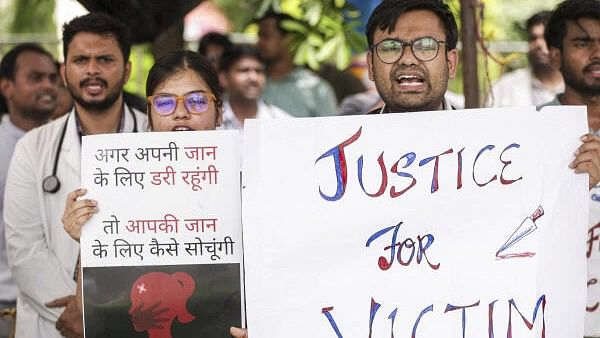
top-left (3, 106), bottom-right (146, 338)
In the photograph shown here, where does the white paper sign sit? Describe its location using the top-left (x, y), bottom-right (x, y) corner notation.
top-left (242, 106), bottom-right (588, 337)
top-left (587, 157), bottom-right (600, 336)
top-left (80, 130), bottom-right (243, 338)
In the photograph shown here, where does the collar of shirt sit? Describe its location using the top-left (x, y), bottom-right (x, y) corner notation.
top-left (530, 71), bottom-right (564, 94)
top-left (73, 105), bottom-right (127, 140)
top-left (221, 101), bottom-right (244, 130)
top-left (222, 100), bottom-right (276, 130)
top-left (0, 114), bottom-right (27, 140)
top-left (370, 97), bottom-right (455, 114)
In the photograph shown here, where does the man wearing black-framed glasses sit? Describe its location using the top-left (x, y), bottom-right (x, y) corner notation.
top-left (365, 0), bottom-right (459, 113)
top-left (228, 2), bottom-right (461, 337)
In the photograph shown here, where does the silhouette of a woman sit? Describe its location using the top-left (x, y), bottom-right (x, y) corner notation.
top-left (129, 272), bottom-right (196, 338)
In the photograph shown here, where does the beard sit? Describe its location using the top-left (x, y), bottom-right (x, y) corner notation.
top-left (528, 52), bottom-right (552, 73)
top-left (66, 76), bottom-right (124, 113)
top-left (236, 82), bottom-right (263, 102)
top-left (20, 105), bottom-right (54, 122)
top-left (13, 92), bottom-right (56, 122)
top-left (561, 59), bottom-right (600, 97)
top-left (382, 65), bottom-right (447, 113)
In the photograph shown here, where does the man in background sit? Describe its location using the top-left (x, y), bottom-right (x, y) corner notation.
top-left (4, 13), bottom-right (146, 338)
top-left (199, 32), bottom-right (233, 70)
top-left (539, 2), bottom-right (600, 336)
top-left (0, 43), bottom-right (59, 338)
top-left (219, 44), bottom-right (290, 130)
top-left (487, 11), bottom-right (564, 107)
top-left (50, 61), bottom-right (74, 120)
top-left (256, 11), bottom-right (337, 117)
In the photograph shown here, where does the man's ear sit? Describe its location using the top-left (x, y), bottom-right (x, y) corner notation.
top-left (0, 78), bottom-right (13, 99)
top-left (218, 72), bottom-right (229, 90)
top-left (123, 61), bottom-right (132, 84)
top-left (60, 63), bottom-right (67, 86)
top-left (548, 47), bottom-right (562, 71)
top-left (366, 51), bottom-right (375, 82)
top-left (446, 49), bottom-right (459, 79)
top-left (216, 104), bottom-right (223, 127)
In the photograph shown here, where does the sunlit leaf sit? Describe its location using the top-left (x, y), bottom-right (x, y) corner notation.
top-left (335, 43), bottom-right (351, 70)
top-left (293, 42), bottom-right (309, 65)
top-left (256, 0), bottom-right (274, 18)
top-left (307, 32), bottom-right (324, 46)
top-left (305, 2), bottom-right (323, 26)
top-left (306, 44), bottom-right (319, 70)
top-left (316, 35), bottom-right (340, 61)
top-left (345, 29), bottom-right (368, 52)
top-left (281, 19), bottom-right (308, 33)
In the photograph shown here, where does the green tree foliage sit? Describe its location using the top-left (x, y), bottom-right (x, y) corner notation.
top-left (442, 0), bottom-right (563, 95)
top-left (245, 0), bottom-right (367, 70)
top-left (281, 0), bottom-right (366, 70)
top-left (9, 0), bottom-right (56, 34)
top-left (215, 0), bottom-right (563, 73)
top-left (0, 2), bottom-right (11, 33)
top-left (213, 0), bottom-right (263, 33)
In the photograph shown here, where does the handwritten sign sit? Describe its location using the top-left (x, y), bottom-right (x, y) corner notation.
top-left (587, 180), bottom-right (600, 335)
top-left (242, 106), bottom-right (588, 337)
top-left (81, 131), bottom-right (243, 338)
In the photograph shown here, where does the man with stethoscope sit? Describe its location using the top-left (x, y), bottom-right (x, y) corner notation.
top-left (3, 13), bottom-right (146, 338)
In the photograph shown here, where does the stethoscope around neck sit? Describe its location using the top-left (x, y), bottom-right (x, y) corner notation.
top-left (42, 105), bottom-right (138, 194)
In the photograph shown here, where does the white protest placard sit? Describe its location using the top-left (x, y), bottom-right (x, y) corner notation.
top-left (80, 130), bottom-right (243, 338)
top-left (587, 163), bottom-right (600, 336)
top-left (242, 106), bottom-right (588, 337)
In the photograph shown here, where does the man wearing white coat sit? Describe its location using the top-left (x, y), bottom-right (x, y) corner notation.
top-left (3, 13), bottom-right (146, 338)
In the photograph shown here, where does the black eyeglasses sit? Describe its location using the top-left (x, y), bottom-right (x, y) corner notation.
top-left (371, 37), bottom-right (446, 63)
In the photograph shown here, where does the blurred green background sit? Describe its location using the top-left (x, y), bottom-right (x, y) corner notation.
top-left (0, 0), bottom-right (565, 101)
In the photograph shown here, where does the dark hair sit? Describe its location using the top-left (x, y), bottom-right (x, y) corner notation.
top-left (257, 10), bottom-right (296, 35)
top-left (545, 0), bottom-right (600, 50)
top-left (145, 50), bottom-right (223, 124)
top-left (62, 12), bottom-right (132, 62)
top-left (366, 0), bottom-right (458, 50)
top-left (198, 32), bottom-right (233, 56)
top-left (219, 44), bottom-right (264, 72)
top-left (525, 10), bottom-right (552, 33)
top-left (0, 43), bottom-right (55, 81)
